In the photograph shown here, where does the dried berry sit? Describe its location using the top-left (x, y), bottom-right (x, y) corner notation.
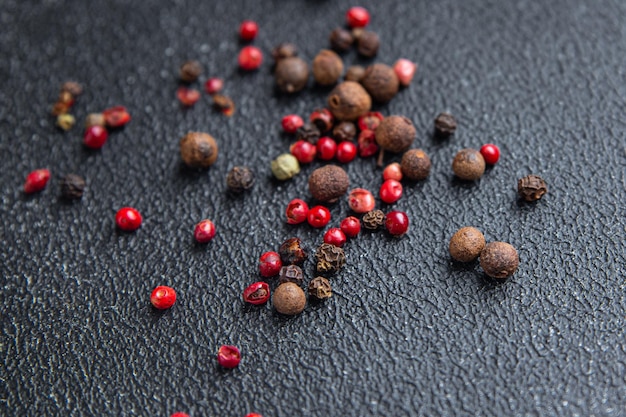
top-left (177, 87), bottom-right (201, 107)
top-left (518, 175), bottom-right (548, 202)
top-left (480, 143), bottom-right (501, 165)
top-left (345, 65), bottom-right (365, 82)
top-left (312, 49), bottom-right (344, 86)
top-left (340, 216), bottom-right (361, 238)
top-left (357, 30), bottom-right (380, 57)
top-left (480, 242), bottom-right (520, 279)
top-left (449, 227), bottom-right (486, 262)
top-left (238, 46), bottom-right (263, 71)
top-left (194, 219), bottom-right (216, 243)
top-left (452, 148), bottom-right (485, 181)
top-left (271, 153), bottom-right (300, 180)
top-left (307, 205), bottom-right (331, 228)
top-left (24, 169), bottom-right (50, 194)
top-left (278, 237), bottom-right (307, 266)
top-left (361, 63), bottom-right (399, 103)
top-left (401, 149), bottom-right (431, 181)
top-left (375, 115), bottom-right (416, 154)
top-left (103, 106), bottom-right (131, 128)
top-left (434, 112), bottom-right (457, 137)
top-left (259, 251), bottom-right (282, 277)
top-left (379, 179), bottom-right (403, 204)
top-left (346, 6), bottom-right (370, 28)
top-left (385, 211), bottom-right (409, 236)
top-left (56, 114), bottom-right (75, 131)
top-left (308, 165), bottom-right (350, 203)
top-left (85, 113), bottom-right (105, 128)
top-left (204, 77), bottom-right (224, 95)
top-left (217, 345), bottom-right (241, 368)
top-left (309, 108), bottom-right (334, 133)
top-left (282, 114), bottom-right (304, 133)
top-left (59, 174), bottom-right (86, 200)
top-left (315, 243), bottom-right (346, 273)
top-left (180, 132), bottom-right (219, 169)
top-left (239, 20), bottom-right (259, 42)
top-left (348, 188), bottom-right (375, 213)
top-left (329, 28), bottom-right (354, 52)
top-left (316, 137), bottom-right (337, 160)
top-left (179, 60), bottom-right (202, 82)
top-left (285, 198), bottom-right (309, 224)
top-left (296, 122), bottom-right (321, 144)
top-left (308, 277), bottom-right (332, 300)
top-left (362, 209), bottom-right (385, 230)
top-left (383, 162), bottom-right (403, 181)
top-left (357, 129), bottom-right (379, 157)
top-left (327, 81), bottom-right (372, 121)
top-left (115, 207), bottom-right (142, 232)
top-left (336, 141), bottom-right (357, 163)
top-left (275, 57), bottom-right (309, 93)
top-left (83, 125), bottom-right (108, 149)
top-left (393, 59), bottom-right (417, 87)
top-left (272, 43), bottom-right (298, 62)
top-left (279, 265), bottom-right (304, 286)
top-left (151, 286), bottom-right (177, 309)
top-left (273, 282), bottom-right (306, 315)
top-left (358, 111), bottom-right (384, 131)
top-left (243, 282), bottom-right (270, 305)
top-left (324, 228), bottom-right (346, 247)
top-left (332, 121), bottom-right (356, 142)
top-left (226, 166), bottom-right (254, 193)
top-left (213, 94), bottom-right (235, 116)
top-left (61, 81), bottom-right (83, 96)
top-left (290, 140), bottom-right (317, 163)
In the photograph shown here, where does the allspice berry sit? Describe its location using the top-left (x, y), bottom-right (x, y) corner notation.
top-left (272, 43), bottom-right (298, 63)
top-left (275, 57), bottom-right (309, 93)
top-left (375, 116), bottom-right (416, 154)
top-left (360, 63), bottom-right (399, 103)
top-left (327, 81), bottom-right (372, 121)
top-left (357, 30), bottom-right (380, 57)
top-left (345, 65), bottom-right (365, 82)
top-left (452, 148), bottom-right (485, 181)
top-left (518, 175), bottom-right (548, 202)
top-left (273, 282), bottom-right (306, 315)
top-left (308, 277), bottom-right (332, 300)
top-left (449, 227), bottom-right (486, 262)
top-left (329, 28), bottom-right (354, 52)
top-left (480, 242), bottom-right (519, 279)
top-left (179, 60), bottom-right (202, 82)
top-left (180, 132), bottom-right (219, 169)
top-left (312, 49), bottom-right (344, 86)
top-left (226, 166), bottom-right (254, 193)
top-left (271, 153), bottom-right (300, 180)
top-left (308, 165), bottom-right (350, 203)
top-left (401, 149), bottom-right (431, 181)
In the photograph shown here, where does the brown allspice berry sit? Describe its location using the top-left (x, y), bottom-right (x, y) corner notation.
top-left (272, 43), bottom-right (298, 63)
top-left (329, 28), bottom-right (354, 52)
top-left (85, 113), bottom-right (106, 128)
top-left (345, 65), bottom-right (365, 82)
top-left (434, 112), bottom-right (457, 137)
top-left (179, 60), bottom-right (202, 82)
top-left (275, 57), bottom-right (309, 93)
top-left (308, 165), bottom-right (350, 203)
top-left (401, 149), bottom-right (431, 181)
top-left (278, 237), bottom-right (307, 266)
top-left (327, 81), bottom-right (372, 121)
top-left (312, 49), bottom-right (344, 86)
top-left (449, 227), bottom-right (486, 262)
top-left (333, 121), bottom-right (356, 142)
top-left (361, 63), bottom-right (399, 103)
top-left (315, 243), bottom-right (346, 273)
top-left (480, 242), bottom-right (519, 279)
top-left (59, 174), bottom-right (86, 200)
top-left (308, 277), bottom-right (332, 300)
top-left (518, 175), bottom-right (548, 202)
top-left (357, 30), bottom-right (380, 58)
top-left (180, 132), bottom-right (219, 169)
top-left (296, 122), bottom-right (321, 144)
top-left (375, 115), bottom-right (417, 154)
top-left (273, 282), bottom-right (306, 315)
top-left (452, 148), bottom-right (485, 181)
top-left (226, 166), bottom-right (254, 193)
top-left (362, 209), bottom-right (385, 230)
top-left (279, 265), bottom-right (304, 286)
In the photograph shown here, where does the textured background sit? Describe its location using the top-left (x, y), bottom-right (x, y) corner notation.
top-left (1, 0), bottom-right (625, 416)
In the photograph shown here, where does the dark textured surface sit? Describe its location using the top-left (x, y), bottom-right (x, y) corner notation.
top-left (1, 0), bottom-right (625, 416)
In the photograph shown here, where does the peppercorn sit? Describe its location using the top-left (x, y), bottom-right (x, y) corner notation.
top-left (401, 149), bottom-right (431, 181)
top-left (296, 122), bottom-right (321, 144)
top-left (85, 113), bottom-right (106, 128)
top-left (271, 43), bottom-right (298, 63)
top-left (61, 81), bottom-right (83, 96)
top-left (275, 57), bottom-right (309, 93)
top-left (279, 265), bottom-right (304, 286)
top-left (357, 30), bottom-right (380, 57)
top-left (309, 108), bottom-right (334, 133)
top-left (308, 165), bottom-right (350, 203)
top-left (449, 227), bottom-right (486, 262)
top-left (271, 153), bottom-right (300, 180)
top-left (308, 277), bottom-right (332, 300)
top-left (315, 243), bottom-right (346, 273)
top-left (57, 90), bottom-right (74, 106)
top-left (361, 63), bottom-right (399, 103)
top-left (434, 112), bottom-right (457, 137)
top-left (51, 102), bottom-right (69, 116)
top-left (344, 65), bottom-right (365, 82)
top-left (327, 81), bottom-right (372, 121)
top-left (312, 49), bottom-right (344, 86)
top-left (212, 94), bottom-right (235, 116)
top-left (226, 166), bottom-right (254, 193)
top-left (179, 60), bottom-right (202, 82)
top-left (375, 115), bottom-right (416, 154)
top-left (278, 237), bottom-right (307, 266)
top-left (362, 209), bottom-right (385, 230)
top-left (59, 174), bottom-right (86, 200)
top-left (332, 122), bottom-right (356, 142)
top-left (480, 242), bottom-right (519, 279)
top-left (518, 175), bottom-right (548, 202)
top-left (180, 132), bottom-right (219, 169)
top-left (329, 28), bottom-right (354, 52)
top-left (273, 282), bottom-right (306, 315)
top-left (56, 114), bottom-right (75, 131)
top-left (452, 148), bottom-right (485, 181)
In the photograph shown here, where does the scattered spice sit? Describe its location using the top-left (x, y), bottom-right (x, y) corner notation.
top-left (361, 63), bottom-right (399, 103)
top-left (296, 122), bottom-right (321, 144)
top-left (379, 179), bottom-right (403, 204)
top-left (315, 243), bottom-right (346, 273)
top-left (401, 149), bottom-right (431, 181)
top-left (316, 137), bottom-right (337, 160)
top-left (362, 209), bottom-right (385, 230)
top-left (278, 237), bottom-right (307, 266)
top-left (327, 81), bottom-right (372, 121)
top-left (448, 227), bottom-right (485, 262)
top-left (217, 345), bottom-right (241, 368)
top-left (204, 77), bottom-right (224, 95)
top-left (336, 141), bottom-right (357, 163)
top-left (308, 277), bottom-right (332, 300)
top-left (259, 251), bottom-right (283, 277)
top-left (176, 87), bottom-right (201, 107)
top-left (59, 174), bottom-right (85, 200)
top-left (480, 241), bottom-right (520, 279)
top-left (348, 188), bottom-right (375, 213)
top-left (291, 140), bottom-right (317, 163)
top-left (480, 143), bottom-right (501, 165)
top-left (61, 81), bottom-right (83, 96)
top-left (308, 165), bottom-right (350, 202)
top-left (271, 153), bottom-right (300, 180)
top-left (83, 125), bottom-right (108, 149)
top-left (518, 175), bottom-right (547, 202)
top-left (278, 265), bottom-right (304, 286)
top-left (385, 211), bottom-right (409, 236)
top-left (307, 205), bottom-right (331, 228)
top-left (85, 113), bottom-right (105, 128)
top-left (340, 216), bottom-right (361, 238)
top-left (285, 198), bottom-right (309, 224)
top-left (393, 59), bottom-right (417, 87)
top-left (56, 113), bottom-right (75, 131)
top-left (332, 121), bottom-right (356, 142)
top-left (242, 282), bottom-right (270, 305)
top-left (23, 169), bottom-right (50, 194)
top-left (282, 114), bottom-right (304, 133)
top-left (226, 166), bottom-right (255, 193)
top-left (194, 219), bottom-right (216, 243)
top-left (309, 108), bottom-right (334, 133)
top-left (329, 28), bottom-right (354, 52)
top-left (357, 129), bottom-right (379, 157)
top-left (150, 286), bottom-right (177, 309)
top-left (344, 65), bottom-right (365, 82)
top-left (452, 148), bottom-right (485, 181)
top-left (312, 49), bottom-right (344, 86)
top-left (434, 112), bottom-right (457, 137)
top-left (346, 6), bottom-right (371, 28)
top-left (239, 20), bottom-right (259, 42)
top-left (212, 94), bottom-right (235, 116)
top-left (179, 60), bottom-right (203, 82)
top-left (103, 106), bottom-right (131, 128)
top-left (323, 228), bottom-right (346, 247)
top-left (238, 46), bottom-right (263, 71)
top-left (357, 30), bottom-right (380, 57)
top-left (115, 207), bottom-right (142, 231)
top-left (271, 43), bottom-right (298, 63)
top-left (273, 282), bottom-right (306, 315)
top-left (383, 162), bottom-right (403, 181)
top-left (180, 132), bottom-right (219, 169)
top-left (275, 57), bottom-right (309, 93)
top-left (375, 115), bottom-right (416, 154)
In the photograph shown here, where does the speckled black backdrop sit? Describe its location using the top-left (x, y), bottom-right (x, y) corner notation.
top-left (1, 0), bottom-right (625, 416)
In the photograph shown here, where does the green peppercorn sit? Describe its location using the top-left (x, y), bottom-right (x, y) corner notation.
top-left (56, 114), bottom-right (76, 131)
top-left (271, 153), bottom-right (300, 180)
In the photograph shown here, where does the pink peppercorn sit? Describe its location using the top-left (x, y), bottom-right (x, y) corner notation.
top-left (290, 140), bottom-right (317, 164)
top-left (383, 162), bottom-right (403, 181)
top-left (346, 6), bottom-right (370, 28)
top-left (238, 46), bottom-right (263, 71)
top-left (336, 141), bottom-right (357, 163)
top-left (239, 20), bottom-right (259, 41)
top-left (281, 114), bottom-right (304, 134)
top-left (385, 210), bottom-right (409, 236)
top-left (23, 169), bottom-right (51, 194)
top-left (340, 216), bottom-right (361, 238)
top-left (379, 179), bottom-right (403, 204)
top-left (115, 207), bottom-right (142, 231)
top-left (150, 286), bottom-right (177, 309)
top-left (480, 143), bottom-right (501, 165)
top-left (259, 251), bottom-right (282, 277)
top-left (348, 188), bottom-right (375, 213)
top-left (194, 219), bottom-right (216, 243)
top-left (83, 125), bottom-right (108, 149)
top-left (204, 77), bottom-right (224, 95)
top-left (285, 198), bottom-right (309, 224)
top-left (217, 345), bottom-right (241, 368)
top-left (316, 137), bottom-right (337, 161)
top-left (307, 205), bottom-right (331, 228)
top-left (324, 228), bottom-right (346, 247)
top-left (393, 59), bottom-right (417, 87)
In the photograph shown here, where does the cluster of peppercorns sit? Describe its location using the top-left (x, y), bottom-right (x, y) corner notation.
top-left (176, 60), bottom-right (235, 115)
top-left (51, 81), bottom-right (83, 131)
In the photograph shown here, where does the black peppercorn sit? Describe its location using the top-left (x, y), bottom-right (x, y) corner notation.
top-left (272, 43), bottom-right (298, 63)
top-left (518, 175), bottom-right (548, 202)
top-left (333, 122), bottom-right (356, 142)
top-left (361, 63), bottom-right (399, 103)
top-left (357, 31), bottom-right (380, 57)
top-left (345, 65), bottom-right (365, 82)
top-left (226, 166), bottom-right (254, 193)
top-left (308, 277), bottom-right (332, 300)
top-left (279, 265), bottom-right (304, 286)
top-left (296, 122), bottom-right (321, 144)
top-left (179, 60), bottom-right (202, 83)
top-left (434, 112), bottom-right (457, 137)
top-left (312, 49), bottom-right (344, 86)
top-left (315, 243), bottom-right (346, 273)
top-left (327, 81), bottom-right (372, 121)
top-left (308, 165), bottom-right (350, 203)
top-left (278, 237), bottom-right (307, 266)
top-left (329, 28), bottom-right (354, 52)
top-left (59, 174), bottom-right (86, 200)
top-left (362, 210), bottom-right (385, 230)
top-left (275, 57), bottom-right (309, 93)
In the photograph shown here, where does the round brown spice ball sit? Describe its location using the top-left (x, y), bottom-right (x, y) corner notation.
top-left (273, 282), bottom-right (306, 315)
top-left (449, 227), bottom-right (486, 262)
top-left (308, 165), bottom-right (350, 203)
top-left (375, 116), bottom-right (416, 154)
top-left (401, 149), bottom-right (431, 181)
top-left (180, 132), bottom-right (218, 169)
top-left (333, 121), bottom-right (356, 142)
top-left (179, 60), bottom-right (202, 83)
top-left (312, 49), bottom-right (344, 86)
top-left (452, 148), bottom-right (485, 180)
top-left (275, 57), bottom-right (309, 93)
top-left (357, 30), bottom-right (380, 57)
top-left (345, 65), bottom-right (365, 82)
top-left (360, 63), bottom-right (399, 103)
top-left (329, 28), bottom-right (354, 52)
top-left (327, 81), bottom-right (372, 121)
top-left (480, 242), bottom-right (520, 279)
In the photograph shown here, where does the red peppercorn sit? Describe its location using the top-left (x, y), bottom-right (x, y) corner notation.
top-left (244, 414), bottom-right (263, 417)
top-left (348, 188), bottom-right (375, 213)
top-left (239, 20), bottom-right (259, 41)
top-left (281, 114), bottom-right (304, 134)
top-left (176, 87), bottom-right (201, 107)
top-left (242, 281), bottom-right (271, 305)
top-left (383, 162), bottom-right (403, 181)
top-left (379, 179), bottom-right (403, 204)
top-left (194, 219), bottom-right (216, 243)
top-left (23, 169), bottom-right (51, 194)
top-left (217, 345), bottom-right (241, 369)
top-left (307, 205), bottom-right (331, 228)
top-left (115, 207), bottom-right (142, 231)
top-left (340, 216), bottom-right (361, 238)
top-left (358, 112), bottom-right (384, 131)
top-left (336, 141), bottom-right (357, 163)
top-left (393, 59), bottom-right (417, 87)
top-left (204, 77), bottom-right (224, 95)
top-left (357, 129), bottom-right (379, 158)
top-left (285, 198), bottom-right (309, 224)
top-left (150, 286), bottom-right (177, 309)
top-left (324, 227), bottom-right (347, 247)
top-left (83, 125), bottom-right (109, 149)
top-left (290, 140), bottom-right (317, 164)
top-left (309, 108), bottom-right (334, 133)
top-left (316, 137), bottom-right (338, 161)
top-left (385, 210), bottom-right (409, 236)
top-left (170, 413), bottom-right (190, 417)
top-left (480, 143), bottom-right (501, 165)
top-left (238, 46), bottom-right (263, 71)
top-left (259, 251), bottom-right (282, 277)
top-left (346, 6), bottom-right (370, 28)
top-left (102, 106), bottom-right (131, 128)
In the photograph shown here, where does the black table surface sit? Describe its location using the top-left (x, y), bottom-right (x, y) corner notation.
top-left (2, 0), bottom-right (625, 416)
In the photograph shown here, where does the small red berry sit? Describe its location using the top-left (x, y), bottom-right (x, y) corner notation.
top-left (23, 169), bottom-right (51, 194)
top-left (176, 87), bottom-right (201, 107)
top-left (324, 228), bottom-right (347, 247)
top-left (238, 46), bottom-right (263, 71)
top-left (336, 141), bottom-right (357, 163)
top-left (102, 106), bottom-right (131, 128)
top-left (115, 207), bottom-right (142, 231)
top-left (316, 137), bottom-right (337, 161)
top-left (307, 205), bottom-right (331, 228)
top-left (380, 179), bottom-right (403, 204)
top-left (383, 162), bottom-right (403, 181)
top-left (204, 77), bottom-right (224, 95)
top-left (259, 251), bottom-right (282, 277)
top-left (357, 129), bottom-right (379, 158)
top-left (340, 216), bottom-right (361, 238)
top-left (346, 6), bottom-right (370, 28)
top-left (242, 281), bottom-right (270, 305)
top-left (239, 20), bottom-right (259, 41)
top-left (385, 210), bottom-right (409, 236)
top-left (170, 413), bottom-right (190, 417)
top-left (348, 188), bottom-right (375, 213)
top-left (244, 414), bottom-right (263, 417)
top-left (290, 140), bottom-right (317, 164)
top-left (480, 143), bottom-right (501, 165)
top-left (281, 114), bottom-right (304, 134)
top-left (150, 286), bottom-right (177, 309)
top-left (309, 108), bottom-right (334, 133)
top-left (285, 198), bottom-right (309, 224)
top-left (217, 345), bottom-right (241, 368)
top-left (194, 219), bottom-right (216, 243)
top-left (393, 59), bottom-right (417, 87)
top-left (83, 125), bottom-right (109, 149)
top-left (357, 112), bottom-right (384, 131)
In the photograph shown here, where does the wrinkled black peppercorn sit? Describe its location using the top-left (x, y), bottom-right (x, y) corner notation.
top-left (226, 166), bottom-right (254, 193)
top-left (333, 122), bottom-right (356, 142)
top-left (518, 175), bottom-right (548, 202)
top-left (279, 237), bottom-right (307, 265)
top-left (296, 122), bottom-right (321, 144)
top-left (362, 210), bottom-right (385, 230)
top-left (434, 112), bottom-right (457, 137)
top-left (329, 28), bottom-right (354, 52)
top-left (308, 277), bottom-right (332, 300)
top-left (60, 174), bottom-right (86, 200)
top-left (315, 243), bottom-right (346, 273)
top-left (279, 265), bottom-right (304, 286)
top-left (180, 60), bottom-right (202, 83)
